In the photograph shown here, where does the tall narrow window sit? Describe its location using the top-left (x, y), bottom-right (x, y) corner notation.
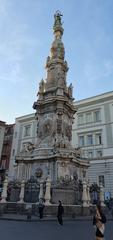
top-left (97, 150), bottom-right (102, 157)
top-left (24, 125), bottom-right (31, 137)
top-left (94, 110), bottom-right (101, 122)
top-left (78, 114), bottom-right (84, 125)
top-left (15, 131), bottom-right (17, 138)
top-left (87, 135), bottom-right (93, 145)
top-left (86, 112), bottom-right (92, 123)
top-left (99, 175), bottom-right (105, 187)
top-left (12, 149), bottom-right (15, 156)
top-left (88, 151), bottom-right (93, 158)
top-left (95, 133), bottom-right (102, 145)
top-left (79, 136), bottom-right (84, 146)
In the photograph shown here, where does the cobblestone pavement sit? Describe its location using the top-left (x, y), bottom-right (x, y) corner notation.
top-left (0, 220), bottom-right (112, 240)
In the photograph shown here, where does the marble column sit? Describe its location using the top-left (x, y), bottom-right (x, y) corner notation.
top-left (17, 165), bottom-right (19, 179)
top-left (1, 177), bottom-right (8, 203)
top-left (82, 180), bottom-right (88, 207)
top-left (39, 181), bottom-right (44, 200)
top-left (25, 164), bottom-right (29, 180)
top-left (28, 164), bottom-right (31, 179)
top-left (18, 164), bottom-right (22, 180)
top-left (99, 184), bottom-right (105, 207)
top-left (87, 183), bottom-right (91, 206)
top-left (18, 180), bottom-right (25, 203)
top-left (45, 177), bottom-right (51, 205)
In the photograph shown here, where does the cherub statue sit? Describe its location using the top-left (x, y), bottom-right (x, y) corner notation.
top-left (46, 56), bottom-right (50, 67)
top-left (39, 79), bottom-right (45, 93)
top-left (68, 83), bottom-right (73, 97)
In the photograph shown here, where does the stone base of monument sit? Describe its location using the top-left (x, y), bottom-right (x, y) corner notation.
top-left (0, 202), bottom-right (97, 217)
top-left (43, 205), bottom-right (91, 217)
top-left (51, 189), bottom-right (76, 205)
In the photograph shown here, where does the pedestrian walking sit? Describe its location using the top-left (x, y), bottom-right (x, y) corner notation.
top-left (57, 200), bottom-right (64, 225)
top-left (111, 207), bottom-right (113, 218)
top-left (26, 204), bottom-right (32, 221)
top-left (38, 199), bottom-right (45, 219)
top-left (93, 204), bottom-right (106, 240)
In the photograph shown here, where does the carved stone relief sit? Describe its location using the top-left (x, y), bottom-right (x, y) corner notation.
top-left (57, 119), bottom-right (62, 134)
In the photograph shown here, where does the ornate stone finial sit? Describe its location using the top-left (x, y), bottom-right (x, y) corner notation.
top-left (53, 10), bottom-right (64, 38)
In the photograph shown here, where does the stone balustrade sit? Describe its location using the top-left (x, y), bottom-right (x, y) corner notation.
top-left (0, 177), bottom-right (8, 203)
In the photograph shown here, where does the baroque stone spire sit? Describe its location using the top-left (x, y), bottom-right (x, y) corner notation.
top-left (15, 12), bottom-right (89, 186)
top-left (44, 11), bottom-right (68, 92)
top-left (33, 11), bottom-right (76, 148)
top-left (51, 10), bottom-right (64, 60)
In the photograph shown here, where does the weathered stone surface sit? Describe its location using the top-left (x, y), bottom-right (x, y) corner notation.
top-left (15, 12), bottom-right (89, 205)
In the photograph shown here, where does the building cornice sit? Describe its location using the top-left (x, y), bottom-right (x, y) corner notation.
top-left (75, 91), bottom-right (113, 108)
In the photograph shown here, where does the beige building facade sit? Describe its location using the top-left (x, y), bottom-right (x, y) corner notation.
top-left (0, 121), bottom-right (6, 162)
top-left (72, 91), bottom-right (113, 197)
top-left (8, 113), bottom-right (37, 180)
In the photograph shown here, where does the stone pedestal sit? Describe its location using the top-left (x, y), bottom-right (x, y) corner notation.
top-left (1, 177), bottom-right (8, 203)
top-left (99, 184), bottom-right (105, 207)
top-left (45, 177), bottom-right (51, 205)
top-left (82, 180), bottom-right (88, 207)
top-left (18, 180), bottom-right (25, 203)
top-left (39, 181), bottom-right (44, 200)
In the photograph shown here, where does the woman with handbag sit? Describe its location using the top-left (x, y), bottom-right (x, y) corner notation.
top-left (93, 205), bottom-right (106, 240)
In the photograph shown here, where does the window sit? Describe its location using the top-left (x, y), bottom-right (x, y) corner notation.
top-left (24, 125), bottom-right (31, 137)
top-left (87, 135), bottom-right (93, 145)
top-left (15, 131), bottom-right (17, 138)
top-left (78, 114), bottom-right (84, 125)
top-left (97, 150), bottom-right (102, 157)
top-left (79, 136), bottom-right (84, 146)
top-left (86, 112), bottom-right (92, 123)
top-left (1, 160), bottom-right (6, 169)
top-left (95, 133), bottom-right (102, 145)
top-left (94, 110), bottom-right (101, 122)
top-left (99, 175), bottom-right (105, 187)
top-left (12, 149), bottom-right (15, 156)
top-left (88, 151), bottom-right (93, 159)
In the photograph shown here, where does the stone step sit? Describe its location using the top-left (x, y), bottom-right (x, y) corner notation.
top-left (6, 211), bottom-right (17, 214)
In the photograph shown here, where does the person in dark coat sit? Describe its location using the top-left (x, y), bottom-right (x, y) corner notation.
top-left (93, 204), bottom-right (106, 240)
top-left (38, 199), bottom-right (45, 219)
top-left (57, 200), bottom-right (64, 225)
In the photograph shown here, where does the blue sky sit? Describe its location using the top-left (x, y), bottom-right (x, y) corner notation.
top-left (0, 0), bottom-right (113, 123)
